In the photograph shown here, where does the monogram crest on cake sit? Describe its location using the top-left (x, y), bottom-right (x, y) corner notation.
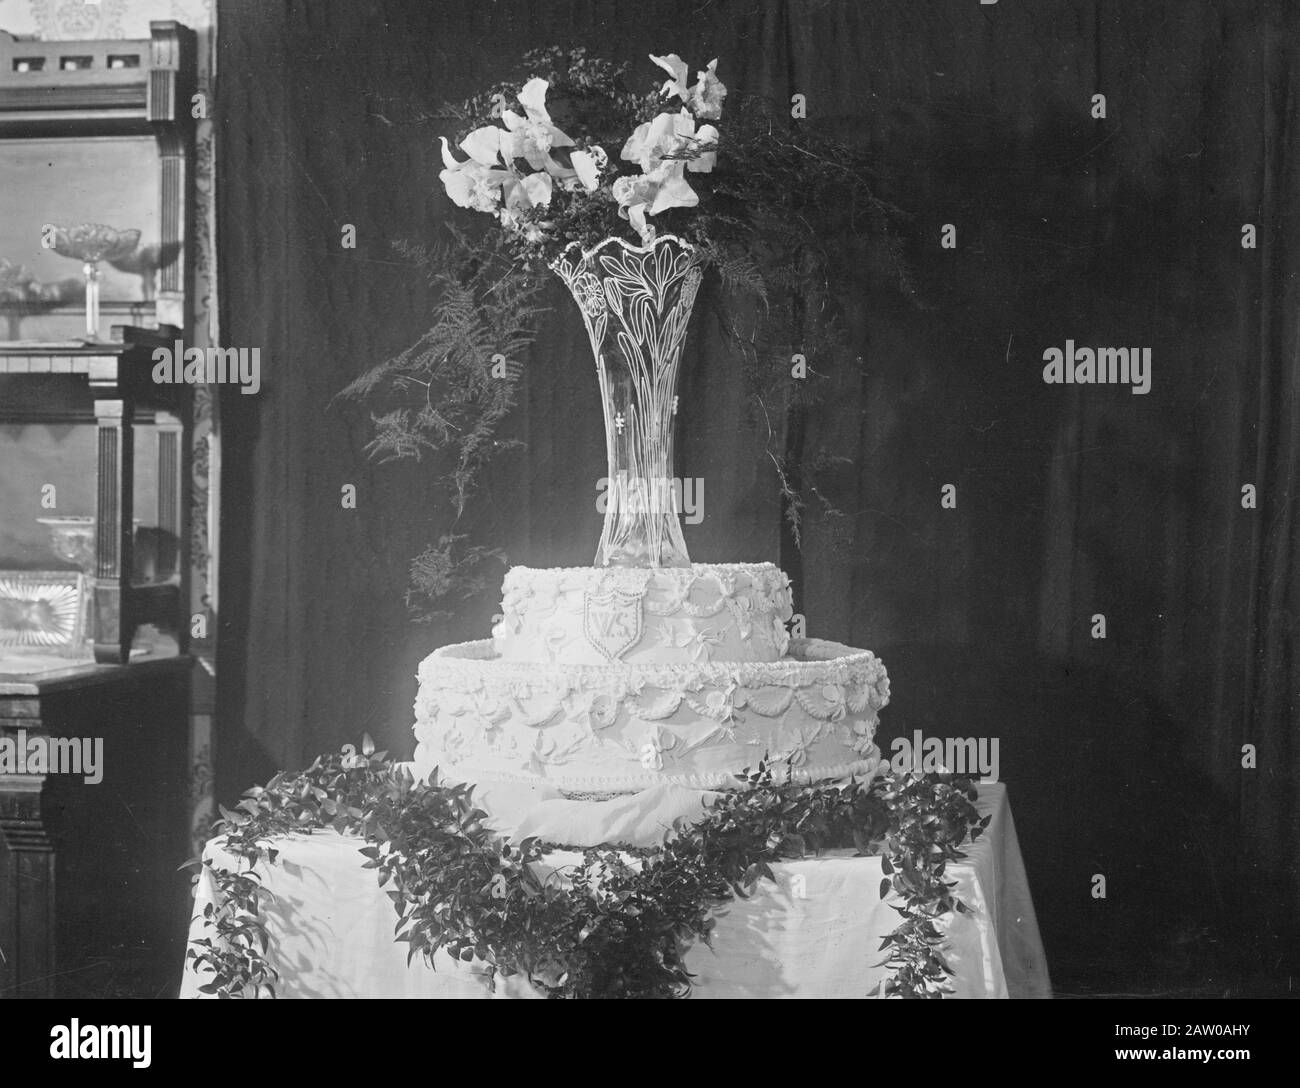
top-left (581, 588), bottom-right (644, 660)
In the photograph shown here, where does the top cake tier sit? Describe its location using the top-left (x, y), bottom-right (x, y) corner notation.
top-left (492, 563), bottom-right (794, 666)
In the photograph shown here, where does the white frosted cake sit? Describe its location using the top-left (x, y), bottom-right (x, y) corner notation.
top-left (492, 563), bottom-right (794, 665)
top-left (412, 563), bottom-right (889, 793)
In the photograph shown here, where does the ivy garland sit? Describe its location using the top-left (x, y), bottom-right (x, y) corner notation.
top-left (187, 740), bottom-right (989, 999)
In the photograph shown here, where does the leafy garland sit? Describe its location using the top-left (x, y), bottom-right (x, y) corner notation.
top-left (187, 740), bottom-right (988, 999)
top-left (337, 47), bottom-right (915, 618)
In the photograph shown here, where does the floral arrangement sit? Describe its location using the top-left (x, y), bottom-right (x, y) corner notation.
top-left (339, 47), bottom-right (910, 616)
top-left (188, 741), bottom-right (987, 1000)
top-left (437, 52), bottom-right (724, 252)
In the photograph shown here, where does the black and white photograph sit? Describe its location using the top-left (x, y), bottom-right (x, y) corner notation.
top-left (0, 0), bottom-right (1295, 1052)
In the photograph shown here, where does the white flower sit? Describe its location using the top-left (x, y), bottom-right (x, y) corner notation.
top-left (649, 53), bottom-right (727, 121)
top-left (689, 59), bottom-right (727, 120)
top-left (439, 79), bottom-right (581, 222)
top-left (500, 77), bottom-right (575, 173)
top-left (438, 134), bottom-right (510, 213)
top-left (612, 157), bottom-right (697, 242)
top-left (649, 53), bottom-right (691, 102)
top-left (459, 125), bottom-right (504, 168)
top-left (614, 109), bottom-right (718, 242)
top-left (620, 109), bottom-right (703, 173)
top-left (569, 146), bottom-right (606, 191)
top-left (500, 171), bottom-right (554, 223)
top-left (689, 124), bottom-right (719, 172)
top-left (611, 175), bottom-right (660, 242)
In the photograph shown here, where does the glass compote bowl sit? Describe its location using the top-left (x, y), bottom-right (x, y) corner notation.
top-left (50, 224), bottom-right (141, 340)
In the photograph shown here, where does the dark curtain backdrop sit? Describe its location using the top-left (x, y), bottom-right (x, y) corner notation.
top-left (215, 0), bottom-right (1298, 993)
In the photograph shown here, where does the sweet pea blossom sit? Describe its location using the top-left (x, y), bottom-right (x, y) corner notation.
top-left (439, 77), bottom-right (586, 231)
top-left (649, 53), bottom-right (691, 101)
top-left (440, 55), bottom-right (723, 247)
top-left (569, 145), bottom-right (606, 192)
top-left (439, 133), bottom-right (511, 213)
top-left (610, 174), bottom-right (660, 242)
top-left (650, 54), bottom-right (727, 121)
top-left (689, 59), bottom-right (727, 119)
top-left (500, 77), bottom-right (575, 172)
top-left (440, 131), bottom-right (555, 226)
top-left (615, 109), bottom-right (720, 242)
top-left (621, 109), bottom-right (717, 173)
top-left (689, 123), bottom-right (720, 171)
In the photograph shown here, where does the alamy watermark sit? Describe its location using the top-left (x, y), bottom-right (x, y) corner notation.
top-left (1042, 341), bottom-right (1151, 395)
top-left (49, 1020), bottom-right (150, 1068)
top-left (889, 730), bottom-right (999, 783)
top-left (596, 474), bottom-right (704, 524)
top-left (0, 729), bottom-right (103, 784)
top-left (152, 340), bottom-right (261, 395)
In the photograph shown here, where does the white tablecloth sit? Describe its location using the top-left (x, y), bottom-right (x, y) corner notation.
top-left (181, 782), bottom-right (1050, 998)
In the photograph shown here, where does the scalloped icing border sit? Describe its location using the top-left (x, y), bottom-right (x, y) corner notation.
top-left (420, 637), bottom-right (885, 690)
top-left (413, 639), bottom-right (887, 793)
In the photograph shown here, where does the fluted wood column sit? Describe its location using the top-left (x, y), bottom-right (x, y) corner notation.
top-left (0, 765), bottom-right (55, 999)
top-left (93, 398), bottom-right (136, 665)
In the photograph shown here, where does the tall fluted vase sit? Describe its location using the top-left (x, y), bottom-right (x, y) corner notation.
top-left (551, 234), bottom-right (703, 568)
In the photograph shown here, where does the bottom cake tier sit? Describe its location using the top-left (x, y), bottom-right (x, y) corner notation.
top-left (412, 637), bottom-right (889, 793)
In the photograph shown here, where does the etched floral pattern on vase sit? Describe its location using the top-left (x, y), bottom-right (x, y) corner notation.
top-left (551, 234), bottom-right (703, 568)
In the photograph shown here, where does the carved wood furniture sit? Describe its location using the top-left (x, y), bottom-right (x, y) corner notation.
top-left (0, 21), bottom-right (196, 664)
top-left (0, 658), bottom-right (190, 998)
top-left (1, 327), bottom-right (193, 664)
top-left (0, 21), bottom-right (197, 998)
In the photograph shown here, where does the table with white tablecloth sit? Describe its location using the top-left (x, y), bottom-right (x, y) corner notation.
top-left (181, 781), bottom-right (1050, 998)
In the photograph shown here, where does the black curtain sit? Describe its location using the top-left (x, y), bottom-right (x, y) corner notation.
top-left (216, 0), bottom-right (1299, 993)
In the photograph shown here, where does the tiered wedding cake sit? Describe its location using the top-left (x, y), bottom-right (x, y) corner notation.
top-left (412, 562), bottom-right (889, 793)
top-left (413, 56), bottom-right (891, 796)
